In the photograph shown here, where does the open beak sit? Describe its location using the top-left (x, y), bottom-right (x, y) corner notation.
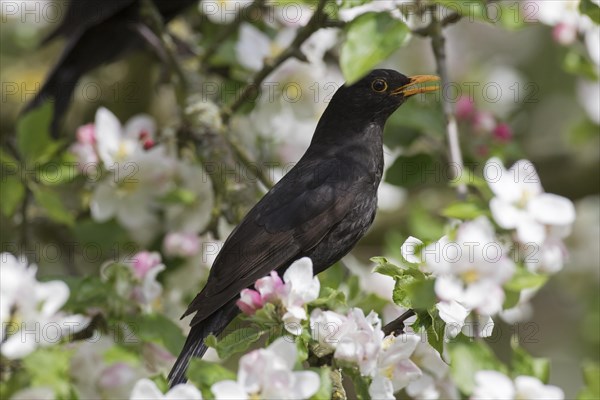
top-left (392, 75), bottom-right (440, 97)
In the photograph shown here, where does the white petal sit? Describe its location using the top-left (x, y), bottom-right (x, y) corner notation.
top-left (236, 23), bottom-right (271, 71)
top-left (291, 371), bottom-right (320, 398)
top-left (90, 181), bottom-right (118, 222)
top-left (124, 115), bottom-right (156, 140)
top-left (490, 198), bottom-right (521, 229)
top-left (516, 217), bottom-right (546, 244)
top-left (1, 330), bottom-right (37, 359)
top-left (166, 383), bottom-right (203, 400)
top-left (267, 337), bottom-right (297, 370)
top-left (434, 276), bottom-right (464, 303)
top-left (528, 193), bottom-right (576, 226)
top-left (401, 236), bottom-right (423, 264)
top-left (211, 381), bottom-right (248, 400)
top-left (514, 376), bottom-right (564, 400)
top-left (95, 107), bottom-right (123, 167)
top-left (472, 370), bottom-right (515, 400)
top-left (130, 379), bottom-right (163, 399)
top-left (436, 300), bottom-right (468, 337)
top-left (484, 158), bottom-right (520, 202)
top-left (369, 375), bottom-right (395, 400)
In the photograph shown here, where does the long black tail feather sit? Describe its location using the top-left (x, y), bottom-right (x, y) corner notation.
top-left (168, 299), bottom-right (239, 387)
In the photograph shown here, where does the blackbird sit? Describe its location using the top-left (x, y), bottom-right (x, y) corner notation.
top-left (23, 0), bottom-right (195, 137)
top-left (168, 69), bottom-right (439, 386)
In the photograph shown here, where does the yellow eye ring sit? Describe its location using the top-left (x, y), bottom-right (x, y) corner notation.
top-left (371, 79), bottom-right (388, 92)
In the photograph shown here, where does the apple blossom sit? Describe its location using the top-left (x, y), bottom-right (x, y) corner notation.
top-left (163, 232), bottom-right (202, 258)
top-left (471, 370), bottom-right (564, 400)
top-left (1, 253), bottom-right (90, 359)
top-left (485, 157), bottom-right (576, 244)
top-left (130, 378), bottom-right (202, 400)
top-left (211, 337), bottom-right (320, 399)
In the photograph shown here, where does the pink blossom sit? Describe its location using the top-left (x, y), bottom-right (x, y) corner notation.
top-left (472, 111), bottom-right (496, 134)
top-left (255, 271), bottom-right (284, 302)
top-left (77, 123), bottom-right (96, 144)
top-left (237, 289), bottom-right (264, 315)
top-left (493, 123), bottom-right (513, 142)
top-left (163, 232), bottom-right (201, 258)
top-left (553, 22), bottom-right (577, 45)
top-left (456, 97), bottom-right (475, 120)
top-left (130, 251), bottom-right (161, 278)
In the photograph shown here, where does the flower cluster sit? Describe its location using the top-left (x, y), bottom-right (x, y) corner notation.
top-left (0, 253), bottom-right (90, 359)
top-left (472, 370), bottom-right (564, 400)
top-left (237, 257), bottom-right (320, 334)
top-left (70, 108), bottom-right (214, 246)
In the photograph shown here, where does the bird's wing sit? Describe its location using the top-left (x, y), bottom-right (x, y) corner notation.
top-left (184, 158), bottom-right (364, 325)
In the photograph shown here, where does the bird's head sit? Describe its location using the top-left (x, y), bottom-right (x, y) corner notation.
top-left (327, 69), bottom-right (440, 123)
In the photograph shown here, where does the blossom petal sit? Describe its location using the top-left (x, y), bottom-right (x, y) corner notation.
top-left (369, 375), bottom-right (395, 400)
top-left (528, 193), bottom-right (576, 226)
top-left (472, 370), bottom-right (515, 400)
top-left (211, 381), bottom-right (248, 400)
top-left (129, 378), bottom-right (164, 399)
top-left (401, 236), bottom-right (423, 264)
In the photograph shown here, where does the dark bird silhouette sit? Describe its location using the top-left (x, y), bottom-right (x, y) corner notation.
top-left (168, 69), bottom-right (440, 386)
top-left (23, 0), bottom-right (196, 136)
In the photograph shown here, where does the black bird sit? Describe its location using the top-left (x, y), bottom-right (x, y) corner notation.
top-left (168, 69), bottom-right (440, 386)
top-left (24, 0), bottom-right (196, 136)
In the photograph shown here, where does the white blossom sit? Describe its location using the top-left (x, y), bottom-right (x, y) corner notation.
top-left (471, 370), bottom-right (564, 400)
top-left (0, 253), bottom-right (90, 359)
top-left (211, 338), bottom-right (320, 399)
top-left (130, 378), bottom-right (202, 400)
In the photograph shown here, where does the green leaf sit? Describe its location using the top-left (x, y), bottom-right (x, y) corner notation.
top-left (22, 346), bottom-right (74, 398)
top-left (160, 188), bottom-right (197, 205)
top-left (187, 358), bottom-right (236, 389)
top-left (504, 267), bottom-right (548, 292)
top-left (442, 202), bottom-right (487, 220)
top-left (207, 325), bottom-right (266, 359)
top-left (0, 174), bottom-right (25, 217)
top-left (17, 102), bottom-right (62, 165)
top-left (31, 185), bottom-right (75, 226)
top-left (564, 50), bottom-right (599, 80)
top-left (405, 279), bottom-right (437, 310)
top-left (426, 309), bottom-right (446, 354)
top-left (311, 286), bottom-right (346, 309)
top-left (340, 12), bottom-right (410, 83)
top-left (511, 339), bottom-right (550, 383)
top-left (344, 367), bottom-right (371, 400)
top-left (129, 314), bottom-right (185, 356)
top-left (37, 154), bottom-right (80, 186)
top-left (371, 256), bottom-right (405, 278)
top-left (448, 339), bottom-right (506, 394)
top-left (503, 289), bottom-right (521, 309)
top-left (580, 0), bottom-right (600, 24)
top-left (579, 362), bottom-right (600, 400)
top-left (311, 367), bottom-right (333, 400)
top-left (392, 274), bottom-right (417, 309)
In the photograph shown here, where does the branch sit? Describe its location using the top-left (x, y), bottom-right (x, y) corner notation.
top-left (382, 309), bottom-right (416, 336)
top-left (221, 0), bottom-right (329, 122)
top-left (416, 11), bottom-right (467, 198)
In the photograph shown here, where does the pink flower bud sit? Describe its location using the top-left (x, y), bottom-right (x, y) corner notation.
top-left (163, 232), bottom-right (201, 258)
top-left (76, 123), bottom-right (96, 145)
top-left (493, 123), bottom-right (513, 142)
top-left (472, 111), bottom-right (496, 134)
top-left (553, 22), bottom-right (577, 46)
top-left (130, 251), bottom-right (161, 278)
top-left (456, 97), bottom-right (475, 120)
top-left (237, 289), bottom-right (263, 315)
top-left (255, 271), bottom-right (284, 302)
top-left (143, 139), bottom-right (155, 150)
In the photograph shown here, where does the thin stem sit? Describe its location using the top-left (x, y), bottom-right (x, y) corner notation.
top-left (427, 12), bottom-right (467, 199)
top-left (222, 0), bottom-right (329, 122)
top-left (382, 309), bottom-right (416, 336)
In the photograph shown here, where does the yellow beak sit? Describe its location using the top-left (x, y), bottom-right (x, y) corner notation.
top-left (391, 75), bottom-right (440, 97)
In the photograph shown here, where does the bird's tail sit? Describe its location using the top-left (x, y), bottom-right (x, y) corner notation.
top-left (168, 299), bottom-right (239, 387)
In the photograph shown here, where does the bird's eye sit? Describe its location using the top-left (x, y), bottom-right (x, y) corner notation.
top-left (371, 79), bottom-right (388, 92)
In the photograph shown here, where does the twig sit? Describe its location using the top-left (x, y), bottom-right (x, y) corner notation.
top-left (221, 0), bottom-right (329, 122)
top-left (419, 11), bottom-right (467, 198)
top-left (382, 309), bottom-right (416, 336)
top-left (201, 0), bottom-right (267, 66)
